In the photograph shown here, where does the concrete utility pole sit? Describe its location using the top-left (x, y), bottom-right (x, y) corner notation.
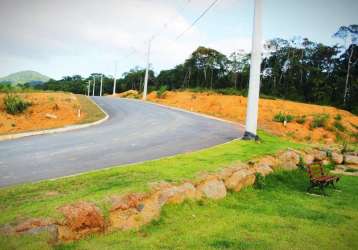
top-left (113, 61), bottom-right (117, 95)
top-left (100, 74), bottom-right (103, 96)
top-left (92, 76), bottom-right (96, 96)
top-left (142, 38), bottom-right (152, 101)
top-left (243, 0), bottom-right (263, 140)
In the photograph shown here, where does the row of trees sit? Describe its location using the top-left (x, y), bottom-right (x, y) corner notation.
top-left (36, 25), bottom-right (357, 114)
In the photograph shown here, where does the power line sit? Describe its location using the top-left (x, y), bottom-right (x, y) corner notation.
top-left (175, 0), bottom-right (220, 41)
top-left (151, 0), bottom-right (192, 40)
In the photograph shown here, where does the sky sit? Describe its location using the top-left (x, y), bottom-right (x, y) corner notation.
top-left (0, 0), bottom-right (357, 79)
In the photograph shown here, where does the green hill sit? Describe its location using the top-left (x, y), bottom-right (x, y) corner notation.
top-left (0, 70), bottom-right (51, 85)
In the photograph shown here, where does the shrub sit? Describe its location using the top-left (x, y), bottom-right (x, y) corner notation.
top-left (333, 121), bottom-right (345, 132)
top-left (298, 156), bottom-right (306, 170)
top-left (4, 94), bottom-right (31, 115)
top-left (295, 115), bottom-right (306, 124)
top-left (156, 85), bottom-right (168, 98)
top-left (273, 112), bottom-right (294, 123)
top-left (310, 114), bottom-right (329, 129)
top-left (334, 114), bottom-right (342, 121)
top-left (254, 173), bottom-right (265, 189)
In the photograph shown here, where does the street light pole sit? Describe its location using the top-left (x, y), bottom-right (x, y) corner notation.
top-left (243, 0), bottom-right (263, 140)
top-left (100, 74), bottom-right (103, 96)
top-left (92, 76), bottom-right (96, 96)
top-left (142, 38), bottom-right (152, 101)
top-left (113, 61), bottom-right (117, 95)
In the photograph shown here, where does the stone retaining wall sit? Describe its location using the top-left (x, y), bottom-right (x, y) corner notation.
top-left (2, 148), bottom-right (357, 243)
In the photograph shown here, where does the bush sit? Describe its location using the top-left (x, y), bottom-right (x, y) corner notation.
top-left (273, 112), bottom-right (294, 123)
top-left (310, 114), bottom-right (329, 128)
top-left (4, 94), bottom-right (31, 115)
top-left (333, 121), bottom-right (345, 132)
top-left (334, 114), bottom-right (342, 121)
top-left (156, 85), bottom-right (168, 98)
top-left (254, 173), bottom-right (265, 189)
top-left (295, 115), bottom-right (306, 124)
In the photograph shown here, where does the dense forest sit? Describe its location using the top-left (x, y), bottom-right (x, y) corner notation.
top-left (23, 25), bottom-right (358, 114)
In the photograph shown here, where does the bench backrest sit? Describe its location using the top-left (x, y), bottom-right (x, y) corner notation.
top-left (307, 164), bottom-right (324, 180)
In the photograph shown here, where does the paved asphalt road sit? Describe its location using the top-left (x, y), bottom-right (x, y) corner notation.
top-left (0, 97), bottom-right (243, 187)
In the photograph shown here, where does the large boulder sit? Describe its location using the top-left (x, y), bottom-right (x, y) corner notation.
top-left (109, 194), bottom-right (161, 231)
top-left (331, 152), bottom-right (344, 164)
top-left (216, 163), bottom-right (248, 181)
top-left (303, 154), bottom-right (314, 165)
top-left (224, 169), bottom-right (256, 192)
top-left (57, 201), bottom-right (105, 241)
top-left (157, 182), bottom-right (198, 205)
top-left (344, 154), bottom-right (358, 165)
top-left (196, 176), bottom-right (227, 200)
top-left (277, 150), bottom-right (300, 170)
top-left (253, 156), bottom-right (276, 176)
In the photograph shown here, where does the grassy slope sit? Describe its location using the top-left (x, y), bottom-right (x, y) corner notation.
top-left (76, 95), bottom-right (106, 124)
top-left (57, 172), bottom-right (358, 250)
top-left (2, 132), bottom-right (357, 249)
top-left (0, 132), bottom-right (300, 225)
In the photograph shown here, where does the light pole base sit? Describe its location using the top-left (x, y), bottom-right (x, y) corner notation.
top-left (242, 131), bottom-right (259, 141)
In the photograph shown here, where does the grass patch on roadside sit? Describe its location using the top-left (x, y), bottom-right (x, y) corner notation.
top-left (76, 95), bottom-right (106, 124)
top-left (54, 171), bottom-right (358, 250)
top-left (0, 131), bottom-right (302, 226)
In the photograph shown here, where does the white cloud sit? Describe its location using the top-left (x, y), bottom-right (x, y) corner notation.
top-left (0, 0), bottom-right (241, 78)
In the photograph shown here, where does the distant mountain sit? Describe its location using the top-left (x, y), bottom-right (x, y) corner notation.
top-left (0, 70), bottom-right (51, 85)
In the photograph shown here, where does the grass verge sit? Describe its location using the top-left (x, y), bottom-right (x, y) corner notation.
top-left (0, 132), bottom-right (301, 226)
top-left (76, 95), bottom-right (106, 124)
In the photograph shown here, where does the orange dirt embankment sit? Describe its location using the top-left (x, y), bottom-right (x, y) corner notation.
top-left (0, 92), bottom-right (85, 135)
top-left (145, 91), bottom-right (358, 144)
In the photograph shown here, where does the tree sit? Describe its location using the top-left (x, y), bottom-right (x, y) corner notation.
top-left (333, 25), bottom-right (358, 106)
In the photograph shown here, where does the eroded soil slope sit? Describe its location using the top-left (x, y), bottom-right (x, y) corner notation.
top-left (147, 91), bottom-right (358, 144)
top-left (0, 92), bottom-right (86, 134)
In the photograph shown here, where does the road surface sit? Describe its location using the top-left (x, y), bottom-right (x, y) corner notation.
top-left (0, 97), bottom-right (243, 187)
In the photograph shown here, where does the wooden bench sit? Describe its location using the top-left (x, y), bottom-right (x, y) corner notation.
top-left (307, 164), bottom-right (340, 194)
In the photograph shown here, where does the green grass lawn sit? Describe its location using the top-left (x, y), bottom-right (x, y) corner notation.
top-left (2, 131), bottom-right (357, 249)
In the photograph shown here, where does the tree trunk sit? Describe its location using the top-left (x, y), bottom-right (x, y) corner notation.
top-left (344, 46), bottom-right (354, 105)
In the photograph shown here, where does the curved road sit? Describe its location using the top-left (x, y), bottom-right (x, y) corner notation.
top-left (0, 97), bottom-right (243, 187)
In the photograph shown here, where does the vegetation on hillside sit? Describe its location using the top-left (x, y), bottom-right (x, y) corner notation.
top-left (0, 70), bottom-right (50, 85)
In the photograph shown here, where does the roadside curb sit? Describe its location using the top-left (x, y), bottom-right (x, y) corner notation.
top-left (0, 96), bottom-right (109, 142)
top-left (111, 96), bottom-right (246, 129)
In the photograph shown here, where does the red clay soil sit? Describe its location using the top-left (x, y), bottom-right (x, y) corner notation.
top-left (145, 91), bottom-right (358, 144)
top-left (0, 92), bottom-right (85, 135)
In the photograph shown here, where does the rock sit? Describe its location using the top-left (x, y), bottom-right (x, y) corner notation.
top-left (331, 152), bottom-right (343, 164)
top-left (109, 194), bottom-right (161, 231)
top-left (344, 154), bottom-right (358, 165)
top-left (277, 150), bottom-right (300, 170)
top-left (196, 176), bottom-right (227, 200)
top-left (253, 156), bottom-right (276, 176)
top-left (14, 218), bottom-right (55, 233)
top-left (57, 201), bottom-right (105, 241)
top-left (157, 182), bottom-right (198, 205)
top-left (313, 150), bottom-right (327, 161)
top-left (224, 169), bottom-right (256, 192)
top-left (45, 113), bottom-right (57, 119)
top-left (216, 163), bottom-right (249, 180)
top-left (335, 165), bottom-right (347, 171)
top-left (303, 154), bottom-right (314, 165)
top-left (111, 193), bottom-right (146, 211)
top-left (322, 160), bottom-right (331, 166)
top-left (1, 218), bottom-right (58, 242)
